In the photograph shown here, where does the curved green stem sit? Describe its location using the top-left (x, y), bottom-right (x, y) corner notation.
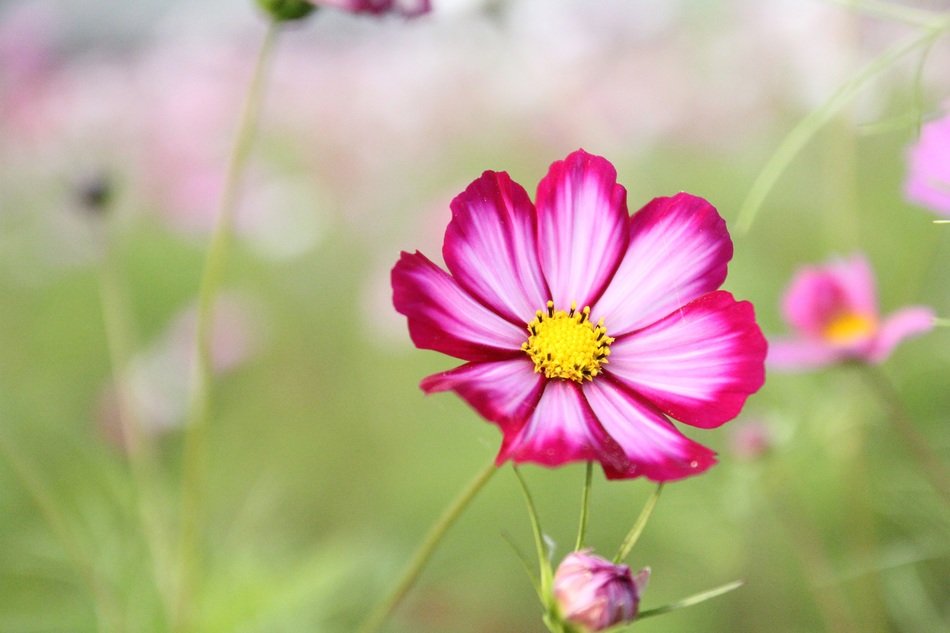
top-left (857, 365), bottom-right (950, 505)
top-left (614, 484), bottom-right (662, 564)
top-left (96, 234), bottom-right (176, 622)
top-left (174, 19), bottom-right (281, 630)
top-left (573, 462), bottom-right (594, 551)
top-left (356, 460), bottom-right (498, 633)
top-left (736, 17), bottom-right (950, 234)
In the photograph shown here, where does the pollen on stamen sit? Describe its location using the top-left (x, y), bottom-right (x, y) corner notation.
top-left (521, 301), bottom-right (614, 383)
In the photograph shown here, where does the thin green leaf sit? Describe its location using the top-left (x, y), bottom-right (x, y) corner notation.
top-left (635, 580), bottom-right (744, 621)
top-left (513, 466), bottom-right (554, 598)
top-left (736, 21), bottom-right (949, 234)
top-left (614, 484), bottom-right (663, 564)
top-left (501, 531), bottom-right (543, 600)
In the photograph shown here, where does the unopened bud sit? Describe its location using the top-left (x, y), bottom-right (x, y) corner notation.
top-left (553, 550), bottom-right (649, 632)
top-left (256, 0), bottom-right (316, 22)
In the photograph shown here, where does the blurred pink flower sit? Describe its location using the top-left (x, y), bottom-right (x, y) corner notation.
top-left (310, 0), bottom-right (430, 17)
top-left (768, 255), bottom-right (934, 370)
top-left (393, 149), bottom-right (766, 481)
top-left (729, 420), bottom-right (774, 461)
top-left (905, 109), bottom-right (950, 216)
top-left (98, 295), bottom-right (262, 446)
top-left (553, 550), bottom-right (649, 632)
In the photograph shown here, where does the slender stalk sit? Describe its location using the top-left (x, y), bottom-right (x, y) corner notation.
top-left (512, 466), bottom-right (553, 597)
top-left (635, 580), bottom-right (744, 621)
top-left (614, 484), bottom-right (662, 564)
top-left (573, 462), bottom-right (593, 551)
top-left (736, 18), bottom-right (950, 234)
top-left (356, 460), bottom-right (497, 633)
top-left (823, 0), bottom-right (946, 28)
top-left (173, 20), bottom-right (281, 630)
top-left (0, 428), bottom-right (121, 631)
top-left (95, 228), bottom-right (176, 622)
top-left (857, 365), bottom-right (950, 505)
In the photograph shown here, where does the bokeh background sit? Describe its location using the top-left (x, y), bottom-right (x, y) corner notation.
top-left (0, 0), bottom-right (948, 631)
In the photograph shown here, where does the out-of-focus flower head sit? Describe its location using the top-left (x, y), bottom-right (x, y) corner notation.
top-left (310, 0), bottom-right (431, 17)
top-left (729, 420), bottom-right (774, 461)
top-left (261, 0), bottom-right (430, 19)
top-left (768, 254), bottom-right (934, 370)
top-left (905, 108), bottom-right (950, 217)
top-left (393, 149), bottom-right (767, 481)
top-left (98, 295), bottom-right (262, 447)
top-left (553, 549), bottom-right (649, 632)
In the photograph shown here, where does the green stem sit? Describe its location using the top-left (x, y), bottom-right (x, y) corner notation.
top-left (0, 428), bottom-right (121, 631)
top-left (823, 0), bottom-right (946, 28)
top-left (857, 365), bottom-right (950, 505)
top-left (736, 18), bottom-right (950, 234)
top-left (95, 227), bottom-right (176, 622)
top-left (356, 460), bottom-right (498, 633)
top-left (635, 580), bottom-right (744, 621)
top-left (614, 484), bottom-right (662, 564)
top-left (512, 466), bottom-right (553, 600)
top-left (174, 19), bottom-right (281, 630)
top-left (573, 462), bottom-right (593, 551)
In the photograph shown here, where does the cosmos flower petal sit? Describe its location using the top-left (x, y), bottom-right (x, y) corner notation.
top-left (766, 338), bottom-right (841, 370)
top-left (607, 291), bottom-right (766, 429)
top-left (420, 358), bottom-right (544, 435)
top-left (905, 111), bottom-right (950, 216)
top-left (780, 255), bottom-right (875, 338)
top-left (867, 306), bottom-right (935, 363)
top-left (594, 193), bottom-right (732, 336)
top-left (497, 381), bottom-right (628, 472)
top-left (584, 379), bottom-right (717, 482)
top-left (392, 251), bottom-right (526, 361)
top-left (443, 170), bottom-right (549, 324)
top-left (535, 149), bottom-right (629, 309)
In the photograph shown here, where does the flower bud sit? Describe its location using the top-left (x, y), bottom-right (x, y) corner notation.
top-left (553, 550), bottom-right (649, 632)
top-left (256, 0), bottom-right (316, 22)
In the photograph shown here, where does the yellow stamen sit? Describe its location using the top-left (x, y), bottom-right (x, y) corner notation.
top-left (521, 301), bottom-right (614, 382)
top-left (823, 312), bottom-right (876, 345)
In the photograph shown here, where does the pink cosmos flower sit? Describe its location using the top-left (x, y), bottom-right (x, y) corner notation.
top-left (905, 110), bottom-right (950, 216)
top-left (553, 550), bottom-right (649, 632)
top-left (310, 0), bottom-right (430, 17)
top-left (392, 150), bottom-right (767, 481)
top-left (768, 255), bottom-right (934, 370)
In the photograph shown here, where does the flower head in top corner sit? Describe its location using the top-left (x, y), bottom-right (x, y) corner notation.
top-left (312, 0), bottom-right (430, 16)
top-left (553, 550), bottom-right (649, 632)
top-left (259, 0), bottom-right (429, 21)
top-left (768, 254), bottom-right (934, 371)
top-left (905, 109), bottom-right (950, 217)
top-left (392, 149), bottom-right (767, 481)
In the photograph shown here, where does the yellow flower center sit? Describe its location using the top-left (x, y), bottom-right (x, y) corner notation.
top-left (822, 312), bottom-right (877, 345)
top-left (521, 301), bottom-right (614, 383)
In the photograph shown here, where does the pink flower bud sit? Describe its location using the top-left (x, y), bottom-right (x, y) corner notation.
top-left (553, 550), bottom-right (650, 632)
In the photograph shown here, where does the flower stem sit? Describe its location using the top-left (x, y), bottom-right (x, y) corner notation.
top-left (173, 19), bottom-right (281, 630)
top-left (857, 364), bottom-right (950, 505)
top-left (573, 462), bottom-right (593, 551)
top-left (96, 230), bottom-right (176, 622)
top-left (356, 460), bottom-right (498, 633)
top-left (614, 484), bottom-right (662, 564)
top-left (736, 15), bottom-right (950, 234)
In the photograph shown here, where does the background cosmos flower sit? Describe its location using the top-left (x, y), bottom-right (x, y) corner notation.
top-left (553, 549), bottom-right (649, 632)
top-left (767, 254), bottom-right (934, 370)
top-left (392, 149), bottom-right (767, 482)
top-left (905, 108), bottom-right (950, 217)
top-left (309, 0), bottom-right (431, 17)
